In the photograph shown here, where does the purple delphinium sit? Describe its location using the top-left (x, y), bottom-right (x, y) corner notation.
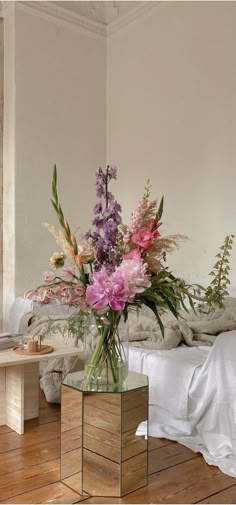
top-left (85, 166), bottom-right (122, 270)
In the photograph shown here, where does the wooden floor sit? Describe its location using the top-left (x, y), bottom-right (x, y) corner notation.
top-left (0, 392), bottom-right (236, 504)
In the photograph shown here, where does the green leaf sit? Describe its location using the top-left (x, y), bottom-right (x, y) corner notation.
top-left (140, 298), bottom-right (165, 337)
top-left (156, 196), bottom-right (164, 222)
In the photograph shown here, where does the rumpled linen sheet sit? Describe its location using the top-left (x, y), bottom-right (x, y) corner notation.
top-left (123, 296), bottom-right (236, 348)
top-left (131, 331), bottom-right (236, 478)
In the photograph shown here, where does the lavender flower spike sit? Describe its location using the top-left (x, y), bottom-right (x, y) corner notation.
top-left (85, 166), bottom-right (122, 270)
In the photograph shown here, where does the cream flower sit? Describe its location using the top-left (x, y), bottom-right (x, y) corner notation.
top-left (77, 242), bottom-right (95, 263)
top-left (50, 252), bottom-right (65, 269)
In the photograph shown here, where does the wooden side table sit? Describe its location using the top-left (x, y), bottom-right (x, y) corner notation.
top-left (61, 371), bottom-right (148, 497)
top-left (0, 346), bottom-right (79, 434)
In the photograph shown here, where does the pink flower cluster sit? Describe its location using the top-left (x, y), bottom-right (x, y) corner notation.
top-left (132, 227), bottom-right (160, 251)
top-left (24, 266), bottom-right (88, 311)
top-left (25, 283), bottom-right (88, 311)
top-left (86, 259), bottom-right (151, 311)
top-left (123, 198), bottom-right (149, 244)
top-left (43, 266), bottom-right (77, 284)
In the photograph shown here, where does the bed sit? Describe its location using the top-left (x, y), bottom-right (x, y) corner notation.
top-left (129, 336), bottom-right (236, 478)
top-left (8, 296), bottom-right (236, 478)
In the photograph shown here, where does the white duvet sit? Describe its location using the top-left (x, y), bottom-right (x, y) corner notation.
top-left (130, 331), bottom-right (236, 477)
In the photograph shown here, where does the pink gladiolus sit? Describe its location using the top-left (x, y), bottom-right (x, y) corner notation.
top-left (42, 271), bottom-right (56, 284)
top-left (132, 228), bottom-right (160, 250)
top-left (123, 249), bottom-right (142, 262)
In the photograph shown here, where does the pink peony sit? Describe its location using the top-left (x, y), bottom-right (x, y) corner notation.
top-left (132, 228), bottom-right (160, 251)
top-left (86, 267), bottom-right (110, 310)
top-left (42, 271), bottom-right (56, 284)
top-left (123, 249), bottom-right (142, 262)
top-left (118, 259), bottom-right (151, 300)
top-left (86, 259), bottom-right (151, 311)
top-left (106, 270), bottom-right (129, 311)
top-left (86, 267), bottom-right (129, 311)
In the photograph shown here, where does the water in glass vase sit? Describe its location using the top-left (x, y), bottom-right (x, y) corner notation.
top-left (84, 312), bottom-right (128, 389)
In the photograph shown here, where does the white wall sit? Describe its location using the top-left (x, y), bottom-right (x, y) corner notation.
top-left (107, 2), bottom-right (236, 293)
top-left (3, 1), bottom-right (236, 325)
top-left (0, 20), bottom-right (3, 329)
top-left (3, 4), bottom-right (106, 323)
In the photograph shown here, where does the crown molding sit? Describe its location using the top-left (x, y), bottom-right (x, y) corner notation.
top-left (1, 1), bottom-right (13, 13)
top-left (107, 1), bottom-right (159, 37)
top-left (16, 1), bottom-right (106, 38)
top-left (1, 1), bottom-right (160, 39)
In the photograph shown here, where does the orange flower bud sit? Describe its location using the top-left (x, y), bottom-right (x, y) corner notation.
top-left (70, 234), bottom-right (77, 246)
top-left (69, 246), bottom-right (75, 257)
top-left (62, 228), bottom-right (67, 238)
top-left (75, 254), bottom-right (82, 268)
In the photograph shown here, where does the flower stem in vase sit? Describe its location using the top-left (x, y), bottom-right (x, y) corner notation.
top-left (84, 312), bottom-right (127, 386)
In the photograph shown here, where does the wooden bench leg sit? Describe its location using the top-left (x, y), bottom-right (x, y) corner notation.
top-left (0, 368), bottom-right (6, 426)
top-left (5, 364), bottom-right (24, 434)
top-left (24, 362), bottom-right (39, 421)
top-left (0, 362), bottom-right (39, 435)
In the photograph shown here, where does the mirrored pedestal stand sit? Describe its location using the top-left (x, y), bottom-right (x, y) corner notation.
top-left (60, 370), bottom-right (148, 498)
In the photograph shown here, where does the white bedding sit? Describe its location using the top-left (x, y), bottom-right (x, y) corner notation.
top-left (130, 331), bottom-right (236, 477)
top-left (129, 345), bottom-right (210, 418)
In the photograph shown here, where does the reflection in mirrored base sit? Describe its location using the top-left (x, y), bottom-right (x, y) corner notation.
top-left (60, 371), bottom-right (149, 498)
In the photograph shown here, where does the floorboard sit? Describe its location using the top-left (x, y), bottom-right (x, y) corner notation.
top-left (0, 390), bottom-right (235, 504)
top-left (198, 485), bottom-right (236, 503)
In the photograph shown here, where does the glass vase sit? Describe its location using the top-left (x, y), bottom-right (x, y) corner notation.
top-left (84, 311), bottom-right (128, 389)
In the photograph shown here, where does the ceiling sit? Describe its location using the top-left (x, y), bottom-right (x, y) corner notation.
top-left (51, 1), bottom-right (143, 25)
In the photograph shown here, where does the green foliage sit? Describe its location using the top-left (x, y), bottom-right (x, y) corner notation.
top-left (201, 234), bottom-right (234, 311)
top-left (143, 179), bottom-right (152, 199)
top-left (51, 165), bottom-right (87, 285)
top-left (51, 165), bottom-right (74, 248)
top-left (155, 196), bottom-right (164, 223)
top-left (128, 269), bottom-right (203, 337)
top-left (40, 312), bottom-right (90, 344)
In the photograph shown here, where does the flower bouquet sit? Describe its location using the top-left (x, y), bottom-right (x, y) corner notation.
top-left (25, 165), bottom-right (195, 386)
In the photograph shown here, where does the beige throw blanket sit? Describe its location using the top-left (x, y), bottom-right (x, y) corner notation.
top-left (122, 297), bottom-right (236, 349)
top-left (19, 297), bottom-right (236, 350)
